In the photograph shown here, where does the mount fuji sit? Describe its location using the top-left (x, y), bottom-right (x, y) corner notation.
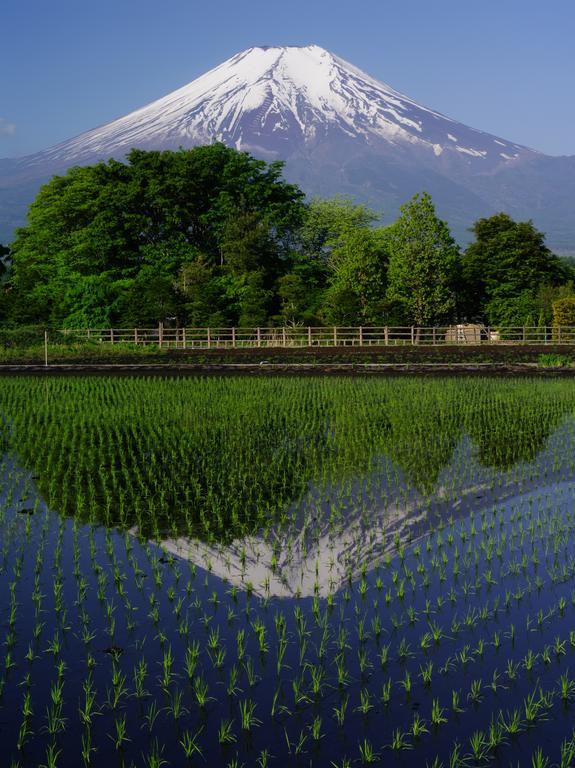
top-left (1, 45), bottom-right (574, 250)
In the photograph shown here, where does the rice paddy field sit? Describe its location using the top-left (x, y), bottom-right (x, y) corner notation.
top-left (3, 376), bottom-right (575, 767)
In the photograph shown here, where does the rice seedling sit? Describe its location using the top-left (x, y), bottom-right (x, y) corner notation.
top-left (180, 729), bottom-right (204, 761)
top-left (411, 713), bottom-right (429, 739)
top-left (218, 719), bottom-right (237, 744)
top-left (358, 739), bottom-right (379, 763)
top-left (110, 714), bottom-right (130, 751)
top-left (239, 698), bottom-right (261, 731)
top-left (431, 699), bottom-right (448, 727)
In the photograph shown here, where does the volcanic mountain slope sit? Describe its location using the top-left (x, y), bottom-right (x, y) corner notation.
top-left (1, 45), bottom-right (574, 250)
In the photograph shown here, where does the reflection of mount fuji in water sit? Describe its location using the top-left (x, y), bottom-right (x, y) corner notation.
top-left (7, 377), bottom-right (573, 593)
top-left (158, 428), bottom-right (575, 598)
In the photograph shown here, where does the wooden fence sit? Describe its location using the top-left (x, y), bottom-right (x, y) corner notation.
top-left (51, 325), bottom-right (575, 348)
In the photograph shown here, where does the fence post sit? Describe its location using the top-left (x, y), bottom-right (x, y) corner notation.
top-left (182, 327), bottom-right (187, 350)
top-left (110, 328), bottom-right (114, 344)
top-left (411, 326), bottom-right (415, 345)
top-left (432, 327), bottom-right (436, 345)
top-left (134, 329), bottom-right (138, 344)
top-left (333, 327), bottom-right (337, 346)
top-left (308, 326), bottom-right (312, 347)
top-left (232, 327), bottom-right (236, 348)
top-left (359, 326), bottom-right (363, 346)
top-left (384, 327), bottom-right (389, 346)
top-left (44, 330), bottom-right (48, 368)
top-left (158, 322), bottom-right (163, 349)
top-left (257, 327), bottom-right (261, 347)
top-left (282, 327), bottom-right (286, 347)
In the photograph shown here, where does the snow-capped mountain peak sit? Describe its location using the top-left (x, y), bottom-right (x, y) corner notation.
top-left (6, 44), bottom-right (570, 252)
top-left (30, 44), bottom-right (534, 167)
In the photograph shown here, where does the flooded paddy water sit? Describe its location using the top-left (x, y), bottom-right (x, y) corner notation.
top-left (1, 376), bottom-right (575, 767)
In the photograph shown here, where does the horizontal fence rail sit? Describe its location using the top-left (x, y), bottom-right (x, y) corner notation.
top-left (30, 325), bottom-right (575, 348)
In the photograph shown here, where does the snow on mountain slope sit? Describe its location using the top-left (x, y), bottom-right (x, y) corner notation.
top-left (23, 45), bottom-right (535, 168)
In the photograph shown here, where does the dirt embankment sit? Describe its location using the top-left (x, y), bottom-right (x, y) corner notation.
top-left (1, 345), bottom-right (574, 376)
top-left (163, 344), bottom-right (575, 365)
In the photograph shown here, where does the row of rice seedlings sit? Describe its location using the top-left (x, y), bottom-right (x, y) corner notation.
top-left (1, 376), bottom-right (573, 543)
top-left (2, 377), bottom-right (575, 764)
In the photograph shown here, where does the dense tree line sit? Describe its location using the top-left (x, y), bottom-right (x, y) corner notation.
top-left (1, 144), bottom-right (572, 328)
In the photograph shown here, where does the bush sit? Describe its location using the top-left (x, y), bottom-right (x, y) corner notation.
top-left (538, 353), bottom-right (573, 368)
top-left (552, 297), bottom-right (575, 342)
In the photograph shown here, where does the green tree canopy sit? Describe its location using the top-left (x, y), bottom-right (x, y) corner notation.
top-left (300, 197), bottom-right (378, 261)
top-left (461, 213), bottom-right (568, 325)
top-left (321, 227), bottom-right (390, 325)
top-left (385, 192), bottom-right (460, 326)
top-left (275, 197), bottom-right (386, 326)
top-left (8, 145), bottom-right (306, 326)
top-left (7, 157), bottom-right (570, 334)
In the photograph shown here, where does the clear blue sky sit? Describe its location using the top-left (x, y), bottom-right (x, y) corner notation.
top-left (2, 0), bottom-right (574, 158)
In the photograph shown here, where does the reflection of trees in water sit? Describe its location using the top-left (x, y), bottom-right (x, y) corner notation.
top-left (379, 380), bottom-right (573, 488)
top-left (17, 417), bottom-right (325, 542)
top-left (464, 399), bottom-right (566, 471)
top-left (1, 378), bottom-right (574, 543)
top-left (383, 396), bottom-right (463, 494)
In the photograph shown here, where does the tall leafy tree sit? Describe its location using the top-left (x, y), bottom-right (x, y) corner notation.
top-left (296, 198), bottom-right (389, 325)
top-left (8, 145), bottom-right (305, 326)
top-left (175, 257), bottom-right (228, 326)
top-left (461, 213), bottom-right (568, 325)
top-left (321, 227), bottom-right (390, 325)
top-left (301, 197), bottom-right (378, 262)
top-left (277, 271), bottom-right (317, 325)
top-left (385, 192), bottom-right (459, 325)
